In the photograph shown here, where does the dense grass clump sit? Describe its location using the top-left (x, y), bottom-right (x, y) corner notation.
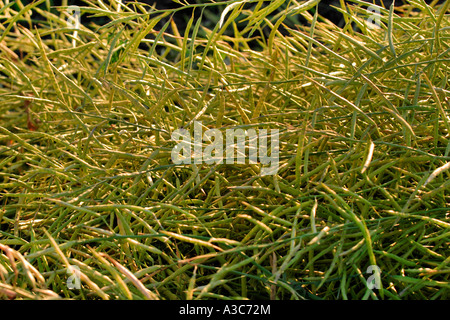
top-left (0, 0), bottom-right (449, 300)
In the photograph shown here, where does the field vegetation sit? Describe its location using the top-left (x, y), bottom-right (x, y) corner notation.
top-left (0, 0), bottom-right (449, 300)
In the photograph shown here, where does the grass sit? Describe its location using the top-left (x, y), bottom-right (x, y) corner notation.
top-left (0, 0), bottom-right (449, 300)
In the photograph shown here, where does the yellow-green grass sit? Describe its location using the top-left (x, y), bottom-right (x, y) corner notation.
top-left (0, 0), bottom-right (449, 300)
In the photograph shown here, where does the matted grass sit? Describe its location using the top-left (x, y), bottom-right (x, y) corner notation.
top-left (0, 0), bottom-right (449, 300)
